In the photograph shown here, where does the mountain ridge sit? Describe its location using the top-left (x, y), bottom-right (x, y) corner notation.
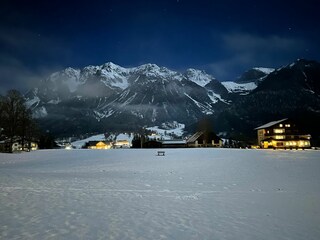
top-left (25, 59), bottom-right (320, 143)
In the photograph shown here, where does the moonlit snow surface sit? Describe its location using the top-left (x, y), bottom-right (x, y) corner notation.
top-left (1, 149), bottom-right (320, 240)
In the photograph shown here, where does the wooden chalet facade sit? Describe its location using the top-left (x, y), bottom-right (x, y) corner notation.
top-left (187, 131), bottom-right (223, 148)
top-left (255, 118), bottom-right (311, 149)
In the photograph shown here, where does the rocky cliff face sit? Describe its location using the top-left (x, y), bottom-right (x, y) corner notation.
top-left (25, 59), bottom-right (320, 141)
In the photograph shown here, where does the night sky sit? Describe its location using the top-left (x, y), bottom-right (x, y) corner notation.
top-left (1, 0), bottom-right (320, 93)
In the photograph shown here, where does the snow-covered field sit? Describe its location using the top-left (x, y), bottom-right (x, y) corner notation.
top-left (0, 149), bottom-right (320, 240)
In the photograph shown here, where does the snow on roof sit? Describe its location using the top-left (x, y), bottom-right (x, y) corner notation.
top-left (187, 131), bottom-right (204, 143)
top-left (254, 118), bottom-right (288, 130)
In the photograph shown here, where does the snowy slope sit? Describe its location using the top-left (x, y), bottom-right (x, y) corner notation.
top-left (71, 134), bottom-right (106, 149)
top-left (71, 133), bottom-right (134, 149)
top-left (253, 67), bottom-right (275, 74)
top-left (1, 149), bottom-right (320, 240)
top-left (146, 122), bottom-right (185, 139)
top-left (221, 81), bottom-right (257, 94)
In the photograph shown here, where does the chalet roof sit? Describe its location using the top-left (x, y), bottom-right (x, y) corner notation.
top-left (187, 131), bottom-right (221, 143)
top-left (254, 118), bottom-right (288, 130)
top-left (187, 131), bottom-right (204, 143)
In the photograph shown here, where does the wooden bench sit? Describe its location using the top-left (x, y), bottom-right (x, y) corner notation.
top-left (157, 151), bottom-right (165, 156)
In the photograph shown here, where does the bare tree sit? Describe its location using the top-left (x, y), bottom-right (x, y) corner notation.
top-left (0, 90), bottom-right (35, 152)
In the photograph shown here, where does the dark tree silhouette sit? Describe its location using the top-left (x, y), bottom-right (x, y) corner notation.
top-left (0, 90), bottom-right (38, 152)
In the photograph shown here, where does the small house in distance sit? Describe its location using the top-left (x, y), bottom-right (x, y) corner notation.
top-left (114, 140), bottom-right (130, 148)
top-left (187, 131), bottom-right (223, 148)
top-left (0, 139), bottom-right (38, 152)
top-left (255, 118), bottom-right (311, 149)
top-left (84, 141), bottom-right (112, 149)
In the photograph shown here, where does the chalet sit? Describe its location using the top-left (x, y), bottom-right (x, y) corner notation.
top-left (255, 118), bottom-right (311, 149)
top-left (187, 131), bottom-right (223, 148)
top-left (84, 141), bottom-right (112, 149)
top-left (114, 140), bottom-right (130, 148)
top-left (0, 139), bottom-right (38, 152)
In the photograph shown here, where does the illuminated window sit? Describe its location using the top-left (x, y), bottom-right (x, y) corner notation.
top-left (274, 129), bottom-right (285, 133)
top-left (279, 124), bottom-right (283, 127)
top-left (285, 124), bottom-right (291, 127)
top-left (275, 135), bottom-right (285, 139)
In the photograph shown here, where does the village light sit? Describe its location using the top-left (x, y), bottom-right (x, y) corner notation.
top-left (274, 129), bottom-right (285, 134)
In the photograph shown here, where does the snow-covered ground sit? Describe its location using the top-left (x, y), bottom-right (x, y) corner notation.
top-left (0, 149), bottom-right (320, 240)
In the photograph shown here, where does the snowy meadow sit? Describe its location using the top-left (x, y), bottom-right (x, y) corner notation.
top-left (0, 149), bottom-right (320, 240)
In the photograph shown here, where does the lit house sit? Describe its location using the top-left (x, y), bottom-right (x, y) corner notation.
top-left (114, 140), bottom-right (130, 148)
top-left (84, 141), bottom-right (112, 149)
top-left (187, 131), bottom-right (223, 148)
top-left (0, 139), bottom-right (38, 152)
top-left (255, 118), bottom-right (311, 149)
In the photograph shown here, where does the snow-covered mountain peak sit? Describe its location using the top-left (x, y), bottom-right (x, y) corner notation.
top-left (47, 67), bottom-right (81, 92)
top-left (135, 63), bottom-right (160, 72)
top-left (133, 63), bottom-right (182, 80)
top-left (50, 67), bottom-right (80, 79)
top-left (101, 62), bottom-right (129, 72)
top-left (184, 68), bottom-right (214, 87)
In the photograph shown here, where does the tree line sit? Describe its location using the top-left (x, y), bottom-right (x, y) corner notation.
top-left (0, 90), bottom-right (38, 152)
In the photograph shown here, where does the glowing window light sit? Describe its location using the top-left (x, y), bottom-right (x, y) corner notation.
top-left (274, 129), bottom-right (285, 133)
top-left (279, 124), bottom-right (283, 127)
top-left (285, 124), bottom-right (291, 127)
top-left (275, 135), bottom-right (285, 139)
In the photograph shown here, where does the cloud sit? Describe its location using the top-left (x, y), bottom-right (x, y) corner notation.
top-left (208, 32), bottom-right (308, 80)
top-left (0, 55), bottom-right (59, 95)
top-left (0, 28), bottom-right (69, 94)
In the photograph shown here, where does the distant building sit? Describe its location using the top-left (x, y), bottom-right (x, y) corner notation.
top-left (84, 141), bottom-right (112, 149)
top-left (0, 139), bottom-right (38, 152)
top-left (254, 118), bottom-right (311, 149)
top-left (187, 131), bottom-right (223, 148)
top-left (161, 140), bottom-right (187, 148)
top-left (114, 140), bottom-right (130, 148)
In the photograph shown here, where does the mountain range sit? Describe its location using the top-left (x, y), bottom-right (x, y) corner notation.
top-left (25, 59), bottom-right (320, 144)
